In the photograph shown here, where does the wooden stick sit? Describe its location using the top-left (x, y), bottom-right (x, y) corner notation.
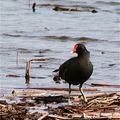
top-left (38, 112), bottom-right (49, 120)
top-left (15, 87), bottom-right (98, 92)
top-left (16, 51), bottom-right (19, 64)
top-left (30, 58), bottom-right (49, 62)
top-left (48, 114), bottom-right (72, 120)
top-left (25, 61), bottom-right (31, 83)
top-left (48, 114), bottom-right (109, 120)
top-left (91, 83), bottom-right (120, 88)
top-left (0, 104), bottom-right (6, 107)
top-left (99, 105), bottom-right (119, 109)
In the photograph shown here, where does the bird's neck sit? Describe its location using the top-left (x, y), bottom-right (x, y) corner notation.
top-left (77, 51), bottom-right (90, 58)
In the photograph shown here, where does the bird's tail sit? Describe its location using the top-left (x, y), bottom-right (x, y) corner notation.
top-left (53, 69), bottom-right (59, 72)
top-left (53, 69), bottom-right (61, 83)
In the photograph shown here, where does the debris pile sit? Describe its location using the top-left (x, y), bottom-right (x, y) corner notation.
top-left (0, 89), bottom-right (120, 120)
top-left (48, 93), bottom-right (120, 119)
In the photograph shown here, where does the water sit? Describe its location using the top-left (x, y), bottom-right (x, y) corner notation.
top-left (0, 0), bottom-right (120, 94)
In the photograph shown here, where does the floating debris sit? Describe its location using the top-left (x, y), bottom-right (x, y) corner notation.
top-left (6, 74), bottom-right (20, 78)
top-left (101, 51), bottom-right (105, 54)
top-left (53, 5), bottom-right (98, 13)
top-left (108, 64), bottom-right (116, 67)
top-left (32, 2), bottom-right (36, 12)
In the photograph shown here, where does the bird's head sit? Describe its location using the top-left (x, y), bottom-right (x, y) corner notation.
top-left (72, 43), bottom-right (89, 56)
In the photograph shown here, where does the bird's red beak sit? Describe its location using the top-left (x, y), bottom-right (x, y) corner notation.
top-left (72, 44), bottom-right (78, 53)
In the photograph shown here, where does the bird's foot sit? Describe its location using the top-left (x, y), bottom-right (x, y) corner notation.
top-left (83, 100), bottom-right (88, 106)
top-left (78, 96), bottom-right (88, 106)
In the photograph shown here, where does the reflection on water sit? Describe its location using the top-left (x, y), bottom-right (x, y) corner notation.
top-left (0, 0), bottom-right (120, 94)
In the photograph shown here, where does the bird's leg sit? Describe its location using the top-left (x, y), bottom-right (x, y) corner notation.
top-left (79, 85), bottom-right (87, 103)
top-left (68, 84), bottom-right (72, 105)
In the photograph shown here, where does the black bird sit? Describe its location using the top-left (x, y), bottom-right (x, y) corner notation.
top-left (53, 43), bottom-right (93, 103)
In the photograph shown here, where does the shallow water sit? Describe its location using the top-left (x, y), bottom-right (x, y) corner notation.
top-left (0, 0), bottom-right (120, 95)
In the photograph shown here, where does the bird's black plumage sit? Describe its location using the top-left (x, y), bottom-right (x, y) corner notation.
top-left (53, 43), bottom-right (93, 103)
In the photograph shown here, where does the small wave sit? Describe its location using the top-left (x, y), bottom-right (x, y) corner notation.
top-left (77, 37), bottom-right (98, 42)
top-left (44, 36), bottom-right (71, 40)
top-left (39, 49), bottom-right (51, 53)
top-left (44, 36), bottom-right (98, 42)
top-left (2, 33), bottom-right (21, 37)
top-left (2, 33), bottom-right (39, 38)
top-left (38, 3), bottom-right (96, 9)
top-left (96, 1), bottom-right (120, 6)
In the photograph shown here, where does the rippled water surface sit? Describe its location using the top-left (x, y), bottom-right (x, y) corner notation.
top-left (0, 0), bottom-right (120, 94)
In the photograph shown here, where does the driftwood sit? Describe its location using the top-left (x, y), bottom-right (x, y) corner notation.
top-left (53, 6), bottom-right (98, 13)
top-left (91, 83), bottom-right (120, 88)
top-left (16, 87), bottom-right (98, 92)
top-left (37, 3), bottom-right (98, 13)
top-left (48, 114), bottom-right (72, 120)
top-left (48, 114), bottom-right (110, 120)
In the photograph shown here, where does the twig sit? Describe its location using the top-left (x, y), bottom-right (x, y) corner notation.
top-left (15, 87), bottom-right (98, 92)
top-left (16, 51), bottom-right (19, 64)
top-left (91, 83), bottom-right (120, 88)
top-left (87, 93), bottom-right (117, 101)
top-left (99, 105), bottom-right (118, 109)
top-left (38, 112), bottom-right (49, 120)
top-left (48, 114), bottom-right (72, 120)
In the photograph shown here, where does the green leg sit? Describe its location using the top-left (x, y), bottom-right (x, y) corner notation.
top-left (68, 84), bottom-right (72, 105)
top-left (79, 85), bottom-right (87, 103)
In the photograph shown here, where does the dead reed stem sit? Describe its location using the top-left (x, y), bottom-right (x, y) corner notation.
top-left (25, 58), bottom-right (49, 83)
top-left (91, 83), bottom-right (120, 88)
